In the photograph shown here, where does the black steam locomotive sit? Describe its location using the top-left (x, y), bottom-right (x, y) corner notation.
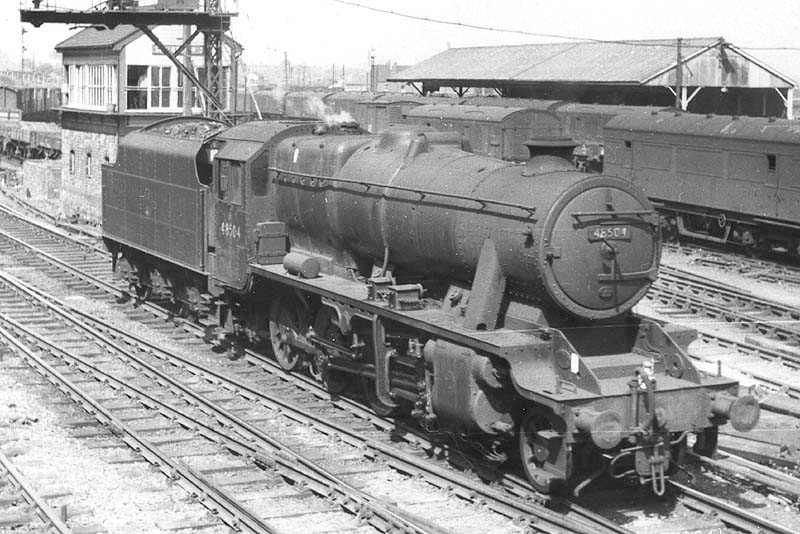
top-left (102, 116), bottom-right (759, 494)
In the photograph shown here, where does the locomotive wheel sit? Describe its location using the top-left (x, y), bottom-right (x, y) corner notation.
top-left (518, 412), bottom-right (567, 494)
top-left (268, 295), bottom-right (303, 372)
top-left (307, 354), bottom-right (350, 394)
top-left (312, 307), bottom-right (352, 394)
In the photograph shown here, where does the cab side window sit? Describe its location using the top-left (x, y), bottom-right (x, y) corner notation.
top-left (218, 159), bottom-right (243, 205)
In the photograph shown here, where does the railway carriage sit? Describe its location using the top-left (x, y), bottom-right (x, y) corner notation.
top-left (403, 104), bottom-right (562, 161)
top-left (102, 116), bottom-right (759, 495)
top-left (603, 111), bottom-right (800, 256)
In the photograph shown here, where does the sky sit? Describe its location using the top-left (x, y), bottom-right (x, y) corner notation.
top-left (3, 0), bottom-right (800, 80)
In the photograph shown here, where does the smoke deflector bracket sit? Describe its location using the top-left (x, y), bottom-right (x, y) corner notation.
top-left (464, 239), bottom-right (507, 331)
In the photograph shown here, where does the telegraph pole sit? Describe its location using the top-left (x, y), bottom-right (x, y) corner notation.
top-left (183, 24), bottom-right (192, 116)
top-left (20, 27), bottom-right (26, 76)
top-left (675, 37), bottom-right (682, 110)
top-left (284, 52), bottom-right (289, 89)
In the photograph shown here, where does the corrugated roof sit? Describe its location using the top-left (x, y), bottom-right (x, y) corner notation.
top-left (56, 25), bottom-right (140, 51)
top-left (390, 38), bottom-right (783, 85)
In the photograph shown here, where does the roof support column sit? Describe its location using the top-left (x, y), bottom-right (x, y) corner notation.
top-left (682, 87), bottom-right (702, 110)
top-left (774, 87), bottom-right (793, 119)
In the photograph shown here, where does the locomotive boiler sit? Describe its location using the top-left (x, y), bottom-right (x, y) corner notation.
top-left (102, 117), bottom-right (759, 495)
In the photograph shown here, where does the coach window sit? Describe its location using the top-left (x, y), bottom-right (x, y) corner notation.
top-left (767, 154), bottom-right (776, 172)
top-left (218, 160), bottom-right (243, 206)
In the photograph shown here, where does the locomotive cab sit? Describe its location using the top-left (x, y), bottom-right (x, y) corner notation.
top-left (206, 122), bottom-right (321, 294)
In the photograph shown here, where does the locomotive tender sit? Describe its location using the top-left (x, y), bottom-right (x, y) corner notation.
top-left (102, 116), bottom-right (759, 494)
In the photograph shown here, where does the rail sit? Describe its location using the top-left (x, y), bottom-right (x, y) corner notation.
top-left (670, 480), bottom-right (798, 534)
top-left (0, 450), bottom-right (73, 533)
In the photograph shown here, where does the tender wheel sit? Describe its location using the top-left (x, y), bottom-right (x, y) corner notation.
top-left (130, 268), bottom-right (152, 301)
top-left (268, 295), bottom-right (303, 371)
top-left (176, 285), bottom-right (202, 318)
top-left (519, 411), bottom-right (568, 494)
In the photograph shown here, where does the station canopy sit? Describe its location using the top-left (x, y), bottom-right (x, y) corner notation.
top-left (390, 38), bottom-right (795, 95)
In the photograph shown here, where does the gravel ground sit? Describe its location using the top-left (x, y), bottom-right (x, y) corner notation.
top-left (0, 366), bottom-right (228, 533)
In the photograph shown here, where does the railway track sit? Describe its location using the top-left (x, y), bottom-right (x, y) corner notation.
top-left (718, 430), bottom-right (800, 470)
top-left (0, 201), bottom-right (630, 533)
top-left (642, 264), bottom-right (800, 405)
top-left (1, 271), bottom-right (542, 534)
top-left (655, 264), bottom-right (800, 352)
top-left (2, 199), bottom-right (800, 532)
top-left (664, 243), bottom-right (800, 287)
top-left (670, 480), bottom-right (798, 534)
top-left (0, 448), bottom-right (73, 533)
top-left (690, 449), bottom-right (800, 500)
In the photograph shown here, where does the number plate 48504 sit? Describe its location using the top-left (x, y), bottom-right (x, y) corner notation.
top-left (587, 226), bottom-right (631, 242)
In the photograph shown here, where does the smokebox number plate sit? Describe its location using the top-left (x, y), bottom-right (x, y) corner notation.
top-left (588, 226), bottom-right (632, 242)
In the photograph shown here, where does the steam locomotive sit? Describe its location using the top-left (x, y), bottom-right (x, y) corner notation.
top-left (102, 116), bottom-right (759, 495)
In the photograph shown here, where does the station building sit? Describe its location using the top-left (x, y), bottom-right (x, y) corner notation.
top-left (390, 38), bottom-right (796, 119)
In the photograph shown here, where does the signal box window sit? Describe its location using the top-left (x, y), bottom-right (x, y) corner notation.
top-left (150, 66), bottom-right (171, 108)
top-left (218, 160), bottom-right (243, 206)
top-left (126, 65), bottom-right (148, 110)
top-left (767, 154), bottom-right (776, 171)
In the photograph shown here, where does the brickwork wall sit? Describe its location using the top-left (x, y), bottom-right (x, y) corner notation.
top-left (60, 127), bottom-right (118, 224)
top-left (20, 159), bottom-right (63, 216)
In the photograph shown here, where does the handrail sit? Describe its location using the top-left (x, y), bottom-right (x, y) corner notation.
top-left (269, 166), bottom-right (537, 217)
